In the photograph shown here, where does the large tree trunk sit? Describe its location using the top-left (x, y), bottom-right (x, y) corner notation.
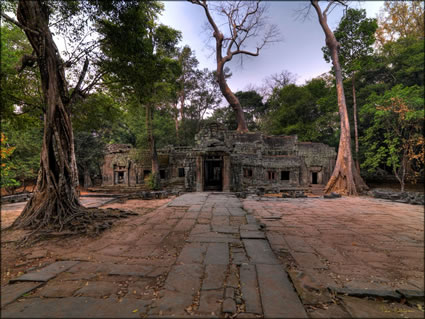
top-left (216, 62), bottom-right (248, 132)
top-left (195, 1), bottom-right (248, 133)
top-left (12, 1), bottom-right (83, 230)
top-left (352, 73), bottom-right (360, 173)
top-left (146, 103), bottom-right (160, 188)
top-left (11, 1), bottom-right (134, 242)
top-left (311, 1), bottom-right (368, 195)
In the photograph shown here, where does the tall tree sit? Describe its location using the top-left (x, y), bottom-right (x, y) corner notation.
top-left (174, 45), bottom-right (199, 135)
top-left (376, 0), bottom-right (424, 47)
top-left (322, 8), bottom-right (377, 172)
top-left (98, 2), bottom-right (181, 188)
top-left (1, 1), bottom-right (136, 242)
top-left (311, 0), bottom-right (368, 195)
top-left (189, 69), bottom-right (222, 125)
top-left (361, 85), bottom-right (424, 191)
top-left (189, 0), bottom-right (279, 132)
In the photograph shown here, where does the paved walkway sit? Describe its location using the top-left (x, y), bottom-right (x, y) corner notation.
top-left (1, 193), bottom-right (424, 318)
top-left (1, 193), bottom-right (306, 318)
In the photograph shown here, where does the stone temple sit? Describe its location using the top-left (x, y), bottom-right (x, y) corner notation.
top-left (101, 123), bottom-right (336, 192)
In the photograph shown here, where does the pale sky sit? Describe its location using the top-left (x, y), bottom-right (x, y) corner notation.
top-left (158, 1), bottom-right (384, 91)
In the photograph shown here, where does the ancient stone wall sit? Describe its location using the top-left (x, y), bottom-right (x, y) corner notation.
top-left (100, 124), bottom-right (336, 192)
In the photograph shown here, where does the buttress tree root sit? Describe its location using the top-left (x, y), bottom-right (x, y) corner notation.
top-left (2, 1), bottom-right (137, 246)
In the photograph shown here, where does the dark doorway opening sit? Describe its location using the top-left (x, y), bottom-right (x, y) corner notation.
top-left (312, 172), bottom-right (318, 184)
top-left (281, 171), bottom-right (290, 181)
top-left (204, 156), bottom-right (223, 191)
top-left (143, 170), bottom-right (151, 179)
top-left (115, 171), bottom-right (124, 184)
top-left (159, 170), bottom-right (166, 179)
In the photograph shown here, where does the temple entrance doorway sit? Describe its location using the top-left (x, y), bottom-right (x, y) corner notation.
top-left (204, 156), bottom-right (223, 191)
top-left (312, 172), bottom-right (318, 184)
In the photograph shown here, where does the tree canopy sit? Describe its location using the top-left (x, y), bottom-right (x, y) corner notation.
top-left (1, 0), bottom-right (423, 204)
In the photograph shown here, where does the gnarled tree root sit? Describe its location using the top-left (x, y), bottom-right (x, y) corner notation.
top-left (12, 205), bottom-right (137, 247)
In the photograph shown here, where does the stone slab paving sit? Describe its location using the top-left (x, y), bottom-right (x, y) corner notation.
top-left (1, 282), bottom-right (43, 308)
top-left (3, 193), bottom-right (303, 318)
top-left (10, 261), bottom-right (80, 283)
top-left (244, 195), bottom-right (425, 317)
top-left (3, 193), bottom-right (421, 318)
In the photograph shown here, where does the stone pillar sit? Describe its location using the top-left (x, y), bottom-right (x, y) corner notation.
top-left (222, 155), bottom-right (231, 192)
top-left (196, 155), bottom-right (204, 192)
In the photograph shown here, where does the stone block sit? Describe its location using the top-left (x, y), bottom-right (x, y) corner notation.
top-left (222, 298), bottom-right (236, 313)
top-left (107, 264), bottom-right (153, 277)
top-left (204, 243), bottom-right (229, 265)
top-left (243, 239), bottom-right (279, 265)
top-left (38, 282), bottom-right (82, 298)
top-left (164, 264), bottom-right (203, 293)
top-left (151, 290), bottom-right (193, 316)
top-left (225, 287), bottom-right (235, 299)
top-left (256, 264), bottom-right (307, 318)
top-left (2, 296), bottom-right (151, 318)
top-left (1, 282), bottom-right (43, 307)
top-left (239, 264), bottom-right (262, 314)
top-left (74, 281), bottom-right (118, 298)
top-left (212, 225), bottom-right (239, 234)
top-left (240, 231), bottom-right (265, 239)
top-left (10, 261), bottom-right (80, 283)
top-left (329, 287), bottom-right (401, 300)
top-left (177, 243), bottom-right (207, 264)
top-left (202, 264), bottom-right (227, 290)
top-left (198, 289), bottom-right (223, 314)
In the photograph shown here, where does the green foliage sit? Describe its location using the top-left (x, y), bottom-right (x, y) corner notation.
top-left (235, 91), bottom-right (266, 130)
top-left (360, 85), bottom-right (424, 188)
top-left (0, 132), bottom-right (19, 189)
top-left (208, 106), bottom-right (237, 131)
top-left (98, 2), bottom-right (181, 101)
top-left (1, 24), bottom-right (43, 121)
top-left (144, 173), bottom-right (160, 190)
top-left (322, 8), bottom-right (378, 77)
top-left (74, 131), bottom-right (106, 184)
top-left (0, 118), bottom-right (42, 191)
top-left (98, 0), bottom-right (182, 168)
top-left (376, 0), bottom-right (424, 47)
top-left (208, 90), bottom-right (265, 131)
top-left (262, 78), bottom-right (339, 147)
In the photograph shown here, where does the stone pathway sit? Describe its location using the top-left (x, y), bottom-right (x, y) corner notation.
top-left (152, 193), bottom-right (306, 318)
top-left (1, 193), bottom-right (306, 318)
top-left (1, 193), bottom-right (424, 318)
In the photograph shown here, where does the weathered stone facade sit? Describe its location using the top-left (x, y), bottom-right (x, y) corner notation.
top-left (101, 123), bottom-right (336, 192)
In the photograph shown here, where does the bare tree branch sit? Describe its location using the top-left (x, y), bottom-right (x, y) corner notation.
top-left (189, 0), bottom-right (280, 132)
top-left (69, 57), bottom-right (89, 104)
top-left (1, 12), bottom-right (40, 35)
top-left (81, 70), bottom-right (107, 95)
